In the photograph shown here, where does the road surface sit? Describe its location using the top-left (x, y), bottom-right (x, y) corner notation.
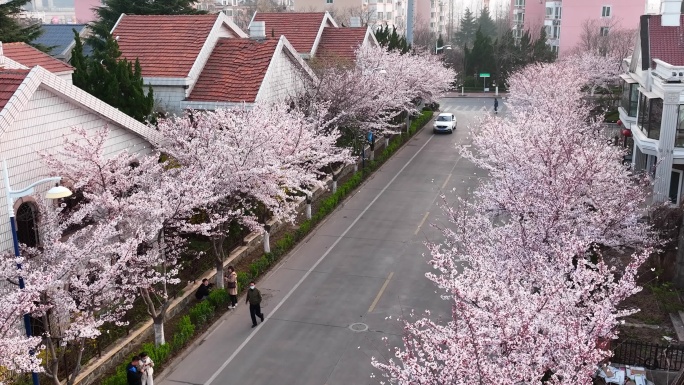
top-left (158, 97), bottom-right (503, 385)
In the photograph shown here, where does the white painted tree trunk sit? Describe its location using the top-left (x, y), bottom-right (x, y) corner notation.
top-left (215, 261), bottom-right (225, 289)
top-left (264, 230), bottom-right (270, 253)
top-left (332, 180), bottom-right (337, 193)
top-left (353, 163), bottom-right (358, 173)
top-left (384, 136), bottom-right (389, 148)
top-left (369, 149), bottom-right (374, 161)
top-left (305, 202), bottom-right (312, 219)
top-left (153, 321), bottom-right (165, 346)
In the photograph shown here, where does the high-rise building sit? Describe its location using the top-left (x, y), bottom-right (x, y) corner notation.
top-left (510, 0), bottom-right (646, 56)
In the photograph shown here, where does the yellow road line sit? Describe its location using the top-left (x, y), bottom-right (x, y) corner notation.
top-left (368, 272), bottom-right (394, 313)
top-left (441, 173), bottom-right (452, 190)
top-left (415, 211), bottom-right (430, 235)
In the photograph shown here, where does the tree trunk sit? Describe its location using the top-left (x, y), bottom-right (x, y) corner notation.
top-left (369, 149), bottom-right (375, 161)
top-left (153, 317), bottom-right (165, 346)
top-left (215, 258), bottom-right (225, 289)
top-left (305, 196), bottom-right (312, 220)
top-left (673, 212), bottom-right (684, 289)
top-left (353, 163), bottom-right (358, 173)
top-left (384, 136), bottom-right (389, 148)
top-left (332, 180), bottom-right (337, 194)
top-left (65, 339), bottom-right (85, 385)
top-left (264, 230), bottom-right (270, 253)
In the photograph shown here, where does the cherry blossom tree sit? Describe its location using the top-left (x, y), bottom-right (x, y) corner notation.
top-left (301, 45), bottom-right (455, 146)
top-left (0, 199), bottom-right (142, 385)
top-left (373, 60), bottom-right (654, 384)
top-left (156, 102), bottom-right (352, 288)
top-left (43, 127), bottom-right (216, 346)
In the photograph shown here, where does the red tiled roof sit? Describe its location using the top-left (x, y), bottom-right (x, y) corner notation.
top-left (316, 27), bottom-right (368, 62)
top-left (112, 15), bottom-right (218, 77)
top-left (2, 42), bottom-right (73, 74)
top-left (252, 12), bottom-right (327, 54)
top-left (0, 69), bottom-right (29, 110)
top-left (187, 38), bottom-right (278, 103)
top-left (647, 14), bottom-right (684, 66)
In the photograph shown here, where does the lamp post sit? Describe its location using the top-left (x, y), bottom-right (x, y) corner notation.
top-left (3, 159), bottom-right (72, 385)
top-left (435, 43), bottom-right (452, 54)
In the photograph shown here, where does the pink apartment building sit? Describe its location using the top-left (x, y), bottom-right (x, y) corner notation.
top-left (74, 0), bottom-right (100, 23)
top-left (510, 0), bottom-right (646, 56)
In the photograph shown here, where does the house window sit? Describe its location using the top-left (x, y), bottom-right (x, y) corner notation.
top-left (555, 6), bottom-right (561, 19)
top-left (223, 9), bottom-right (233, 16)
top-left (514, 12), bottom-right (524, 23)
top-left (620, 81), bottom-right (639, 117)
top-left (637, 93), bottom-right (663, 140)
top-left (676, 105), bottom-right (684, 147)
top-left (600, 27), bottom-right (609, 36)
top-left (326, 0), bottom-right (333, 3)
top-left (515, 0), bottom-right (525, 6)
top-left (602, 5), bottom-right (611, 17)
top-left (546, 6), bottom-right (553, 17)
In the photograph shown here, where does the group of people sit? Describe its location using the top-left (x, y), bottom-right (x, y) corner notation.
top-left (126, 352), bottom-right (154, 385)
top-left (126, 267), bottom-right (266, 385)
top-left (194, 266), bottom-right (265, 327)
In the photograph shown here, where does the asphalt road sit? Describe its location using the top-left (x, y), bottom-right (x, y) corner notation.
top-left (158, 97), bottom-right (502, 385)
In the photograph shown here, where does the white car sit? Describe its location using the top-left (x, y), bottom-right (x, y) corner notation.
top-left (433, 113), bottom-right (456, 134)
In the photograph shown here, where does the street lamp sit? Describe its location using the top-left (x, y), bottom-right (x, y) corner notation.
top-left (435, 43), bottom-right (452, 54)
top-left (2, 159), bottom-right (72, 385)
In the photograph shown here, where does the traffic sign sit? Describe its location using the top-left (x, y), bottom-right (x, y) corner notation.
top-left (480, 73), bottom-right (491, 78)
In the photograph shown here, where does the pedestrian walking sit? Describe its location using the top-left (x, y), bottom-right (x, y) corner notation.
top-left (225, 266), bottom-right (238, 309)
top-left (245, 281), bottom-right (264, 328)
top-left (126, 356), bottom-right (143, 385)
top-left (139, 352), bottom-right (154, 385)
top-left (195, 278), bottom-right (213, 300)
top-left (494, 98), bottom-right (499, 114)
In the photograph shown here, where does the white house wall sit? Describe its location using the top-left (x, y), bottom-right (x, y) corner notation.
top-left (256, 48), bottom-right (308, 103)
top-left (150, 85), bottom-right (187, 115)
top-left (0, 86), bottom-right (151, 252)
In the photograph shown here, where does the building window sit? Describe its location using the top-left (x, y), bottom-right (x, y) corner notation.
top-left (222, 9), bottom-right (233, 16)
top-left (600, 27), bottom-right (609, 36)
top-left (555, 6), bottom-right (561, 19)
top-left (637, 93), bottom-right (663, 140)
top-left (620, 81), bottom-right (638, 117)
top-left (377, 11), bottom-right (383, 19)
top-left (431, 11), bottom-right (435, 18)
top-left (430, 22), bottom-right (434, 28)
top-left (676, 105), bottom-right (684, 147)
top-left (386, 11), bottom-right (392, 19)
top-left (546, 6), bottom-right (553, 17)
top-left (602, 5), bottom-right (611, 17)
top-left (16, 202), bottom-right (39, 248)
top-left (514, 12), bottom-right (524, 23)
top-left (326, 0), bottom-right (333, 3)
top-left (515, 0), bottom-right (525, 6)
top-left (430, 0), bottom-right (434, 6)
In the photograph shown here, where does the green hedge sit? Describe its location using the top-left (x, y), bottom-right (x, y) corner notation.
top-left (102, 290), bottom-right (227, 385)
top-left (101, 109), bottom-right (434, 385)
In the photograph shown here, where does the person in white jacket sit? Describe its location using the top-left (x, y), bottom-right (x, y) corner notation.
top-left (139, 352), bottom-right (154, 385)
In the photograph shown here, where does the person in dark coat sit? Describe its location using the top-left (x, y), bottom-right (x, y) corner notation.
top-left (494, 98), bottom-right (499, 114)
top-left (127, 356), bottom-right (143, 385)
top-left (245, 281), bottom-right (264, 328)
top-left (195, 278), bottom-right (212, 300)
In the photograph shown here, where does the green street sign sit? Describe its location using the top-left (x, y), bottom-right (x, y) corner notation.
top-left (480, 73), bottom-right (491, 78)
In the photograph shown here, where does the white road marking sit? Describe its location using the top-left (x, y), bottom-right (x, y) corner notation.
top-left (441, 173), bottom-right (452, 190)
top-left (414, 211), bottom-right (430, 235)
top-left (203, 134), bottom-right (436, 385)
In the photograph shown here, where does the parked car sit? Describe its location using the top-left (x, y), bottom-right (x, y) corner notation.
top-left (433, 113), bottom-right (456, 134)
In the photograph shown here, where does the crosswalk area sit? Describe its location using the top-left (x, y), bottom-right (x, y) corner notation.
top-left (440, 105), bottom-right (508, 113)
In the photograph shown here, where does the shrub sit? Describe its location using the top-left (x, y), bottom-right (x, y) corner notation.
top-left (237, 271), bottom-right (250, 291)
top-left (172, 315), bottom-right (195, 350)
top-left (189, 300), bottom-right (214, 326)
top-left (208, 288), bottom-right (230, 309)
top-left (141, 342), bottom-right (171, 366)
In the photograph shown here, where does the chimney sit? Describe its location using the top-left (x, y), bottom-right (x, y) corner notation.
top-left (250, 21), bottom-right (266, 39)
top-left (660, 0), bottom-right (682, 26)
top-left (350, 16), bottom-right (361, 27)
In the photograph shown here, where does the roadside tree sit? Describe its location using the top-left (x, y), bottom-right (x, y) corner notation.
top-left (373, 57), bottom-right (653, 385)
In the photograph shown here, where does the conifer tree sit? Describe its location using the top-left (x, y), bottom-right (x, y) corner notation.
top-left (454, 8), bottom-right (477, 47)
top-left (0, 0), bottom-right (43, 47)
top-left (477, 7), bottom-right (497, 39)
top-left (71, 32), bottom-right (154, 123)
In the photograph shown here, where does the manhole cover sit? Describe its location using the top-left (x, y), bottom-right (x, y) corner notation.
top-left (349, 322), bottom-right (369, 332)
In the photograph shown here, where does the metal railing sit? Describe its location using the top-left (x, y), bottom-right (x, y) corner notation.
top-left (612, 340), bottom-right (684, 371)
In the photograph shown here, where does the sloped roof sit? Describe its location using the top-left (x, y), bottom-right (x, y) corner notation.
top-left (0, 69), bottom-right (29, 109)
top-left (316, 27), bottom-right (369, 62)
top-left (32, 24), bottom-right (88, 57)
top-left (643, 14), bottom-right (684, 67)
top-left (251, 12), bottom-right (330, 54)
top-left (112, 15), bottom-right (219, 77)
top-left (187, 38), bottom-right (278, 103)
top-left (1, 42), bottom-right (74, 74)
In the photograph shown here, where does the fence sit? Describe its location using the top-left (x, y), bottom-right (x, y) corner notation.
top-left (612, 340), bottom-right (684, 371)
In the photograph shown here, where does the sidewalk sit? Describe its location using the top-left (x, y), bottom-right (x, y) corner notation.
top-left (443, 91), bottom-right (508, 98)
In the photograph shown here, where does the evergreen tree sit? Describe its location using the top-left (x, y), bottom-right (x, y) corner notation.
top-left (465, 28), bottom-right (495, 78)
top-left (0, 0), bottom-right (43, 48)
top-left (477, 7), bottom-right (497, 39)
top-left (90, 0), bottom-right (206, 39)
top-left (71, 32), bottom-right (154, 123)
top-left (454, 8), bottom-right (477, 48)
top-left (531, 27), bottom-right (556, 63)
top-left (437, 34), bottom-right (444, 50)
top-left (374, 24), bottom-right (410, 54)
